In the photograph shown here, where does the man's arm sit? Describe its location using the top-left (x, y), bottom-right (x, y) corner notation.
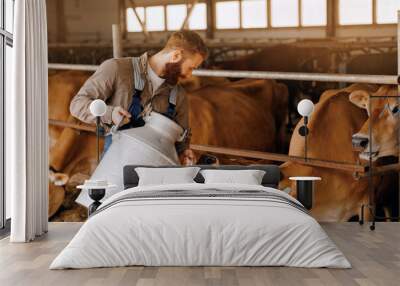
top-left (69, 59), bottom-right (118, 125)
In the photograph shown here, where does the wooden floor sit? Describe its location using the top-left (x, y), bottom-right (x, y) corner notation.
top-left (0, 222), bottom-right (399, 286)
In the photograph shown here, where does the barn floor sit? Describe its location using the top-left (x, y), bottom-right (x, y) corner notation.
top-left (0, 222), bottom-right (399, 286)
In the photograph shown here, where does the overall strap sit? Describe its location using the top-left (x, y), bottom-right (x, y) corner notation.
top-left (127, 89), bottom-right (143, 120)
top-left (132, 56), bottom-right (145, 91)
top-left (164, 86), bottom-right (178, 119)
top-left (122, 57), bottom-right (146, 128)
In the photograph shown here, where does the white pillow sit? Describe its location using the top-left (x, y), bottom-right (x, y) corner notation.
top-left (200, 169), bottom-right (266, 185)
top-left (135, 167), bottom-right (201, 186)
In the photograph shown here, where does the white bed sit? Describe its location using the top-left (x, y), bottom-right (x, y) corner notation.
top-left (50, 182), bottom-right (350, 269)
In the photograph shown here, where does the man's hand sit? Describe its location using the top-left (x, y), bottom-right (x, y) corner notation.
top-left (179, 149), bottom-right (197, 166)
top-left (111, 106), bottom-right (131, 126)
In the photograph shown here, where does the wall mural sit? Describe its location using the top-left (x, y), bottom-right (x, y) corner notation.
top-left (47, 44), bottom-right (399, 223)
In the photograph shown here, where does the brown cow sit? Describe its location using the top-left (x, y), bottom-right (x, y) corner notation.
top-left (49, 70), bottom-right (96, 172)
top-left (349, 85), bottom-right (399, 219)
top-left (349, 85), bottom-right (399, 161)
top-left (180, 74), bottom-right (230, 92)
top-left (279, 84), bottom-right (381, 221)
top-left (48, 70), bottom-right (96, 221)
top-left (215, 45), bottom-right (334, 129)
top-left (189, 78), bottom-right (288, 154)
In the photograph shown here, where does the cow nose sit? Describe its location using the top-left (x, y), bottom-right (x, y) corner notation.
top-left (352, 135), bottom-right (369, 148)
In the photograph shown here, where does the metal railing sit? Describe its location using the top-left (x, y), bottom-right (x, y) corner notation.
top-left (48, 63), bottom-right (399, 85)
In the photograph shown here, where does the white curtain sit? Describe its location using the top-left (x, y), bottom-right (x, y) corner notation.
top-left (8, 0), bottom-right (49, 242)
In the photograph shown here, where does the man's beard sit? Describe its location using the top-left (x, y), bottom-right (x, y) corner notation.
top-left (163, 60), bottom-right (184, 86)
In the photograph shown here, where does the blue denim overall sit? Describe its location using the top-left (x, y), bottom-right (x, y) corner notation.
top-left (102, 87), bottom-right (178, 158)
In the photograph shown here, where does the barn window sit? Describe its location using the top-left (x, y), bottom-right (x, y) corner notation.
top-left (271, 0), bottom-right (299, 27)
top-left (241, 0), bottom-right (267, 28)
top-left (301, 0), bottom-right (327, 26)
top-left (146, 6), bottom-right (165, 31)
top-left (339, 0), bottom-right (373, 25)
top-left (216, 1), bottom-right (240, 29)
top-left (188, 3), bottom-right (207, 30)
top-left (126, 7), bottom-right (145, 32)
top-left (167, 4), bottom-right (187, 31)
top-left (376, 0), bottom-right (400, 24)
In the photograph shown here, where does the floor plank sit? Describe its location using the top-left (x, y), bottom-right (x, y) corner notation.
top-left (0, 222), bottom-right (399, 286)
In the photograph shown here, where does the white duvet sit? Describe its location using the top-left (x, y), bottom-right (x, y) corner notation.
top-left (50, 183), bottom-right (350, 269)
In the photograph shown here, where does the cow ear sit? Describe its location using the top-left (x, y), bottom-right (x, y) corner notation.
top-left (349, 90), bottom-right (370, 110)
top-left (50, 172), bottom-right (69, 186)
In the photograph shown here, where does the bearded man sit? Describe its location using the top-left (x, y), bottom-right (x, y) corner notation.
top-left (69, 30), bottom-right (208, 165)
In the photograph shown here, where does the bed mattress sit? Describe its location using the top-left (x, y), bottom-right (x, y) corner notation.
top-left (50, 183), bottom-right (350, 269)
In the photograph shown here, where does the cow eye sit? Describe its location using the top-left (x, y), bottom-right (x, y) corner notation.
top-left (392, 105), bottom-right (399, 114)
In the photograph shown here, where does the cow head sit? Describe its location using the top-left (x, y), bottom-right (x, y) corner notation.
top-left (349, 86), bottom-right (399, 161)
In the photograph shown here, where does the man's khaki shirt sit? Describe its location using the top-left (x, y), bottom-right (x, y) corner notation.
top-left (69, 53), bottom-right (190, 153)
